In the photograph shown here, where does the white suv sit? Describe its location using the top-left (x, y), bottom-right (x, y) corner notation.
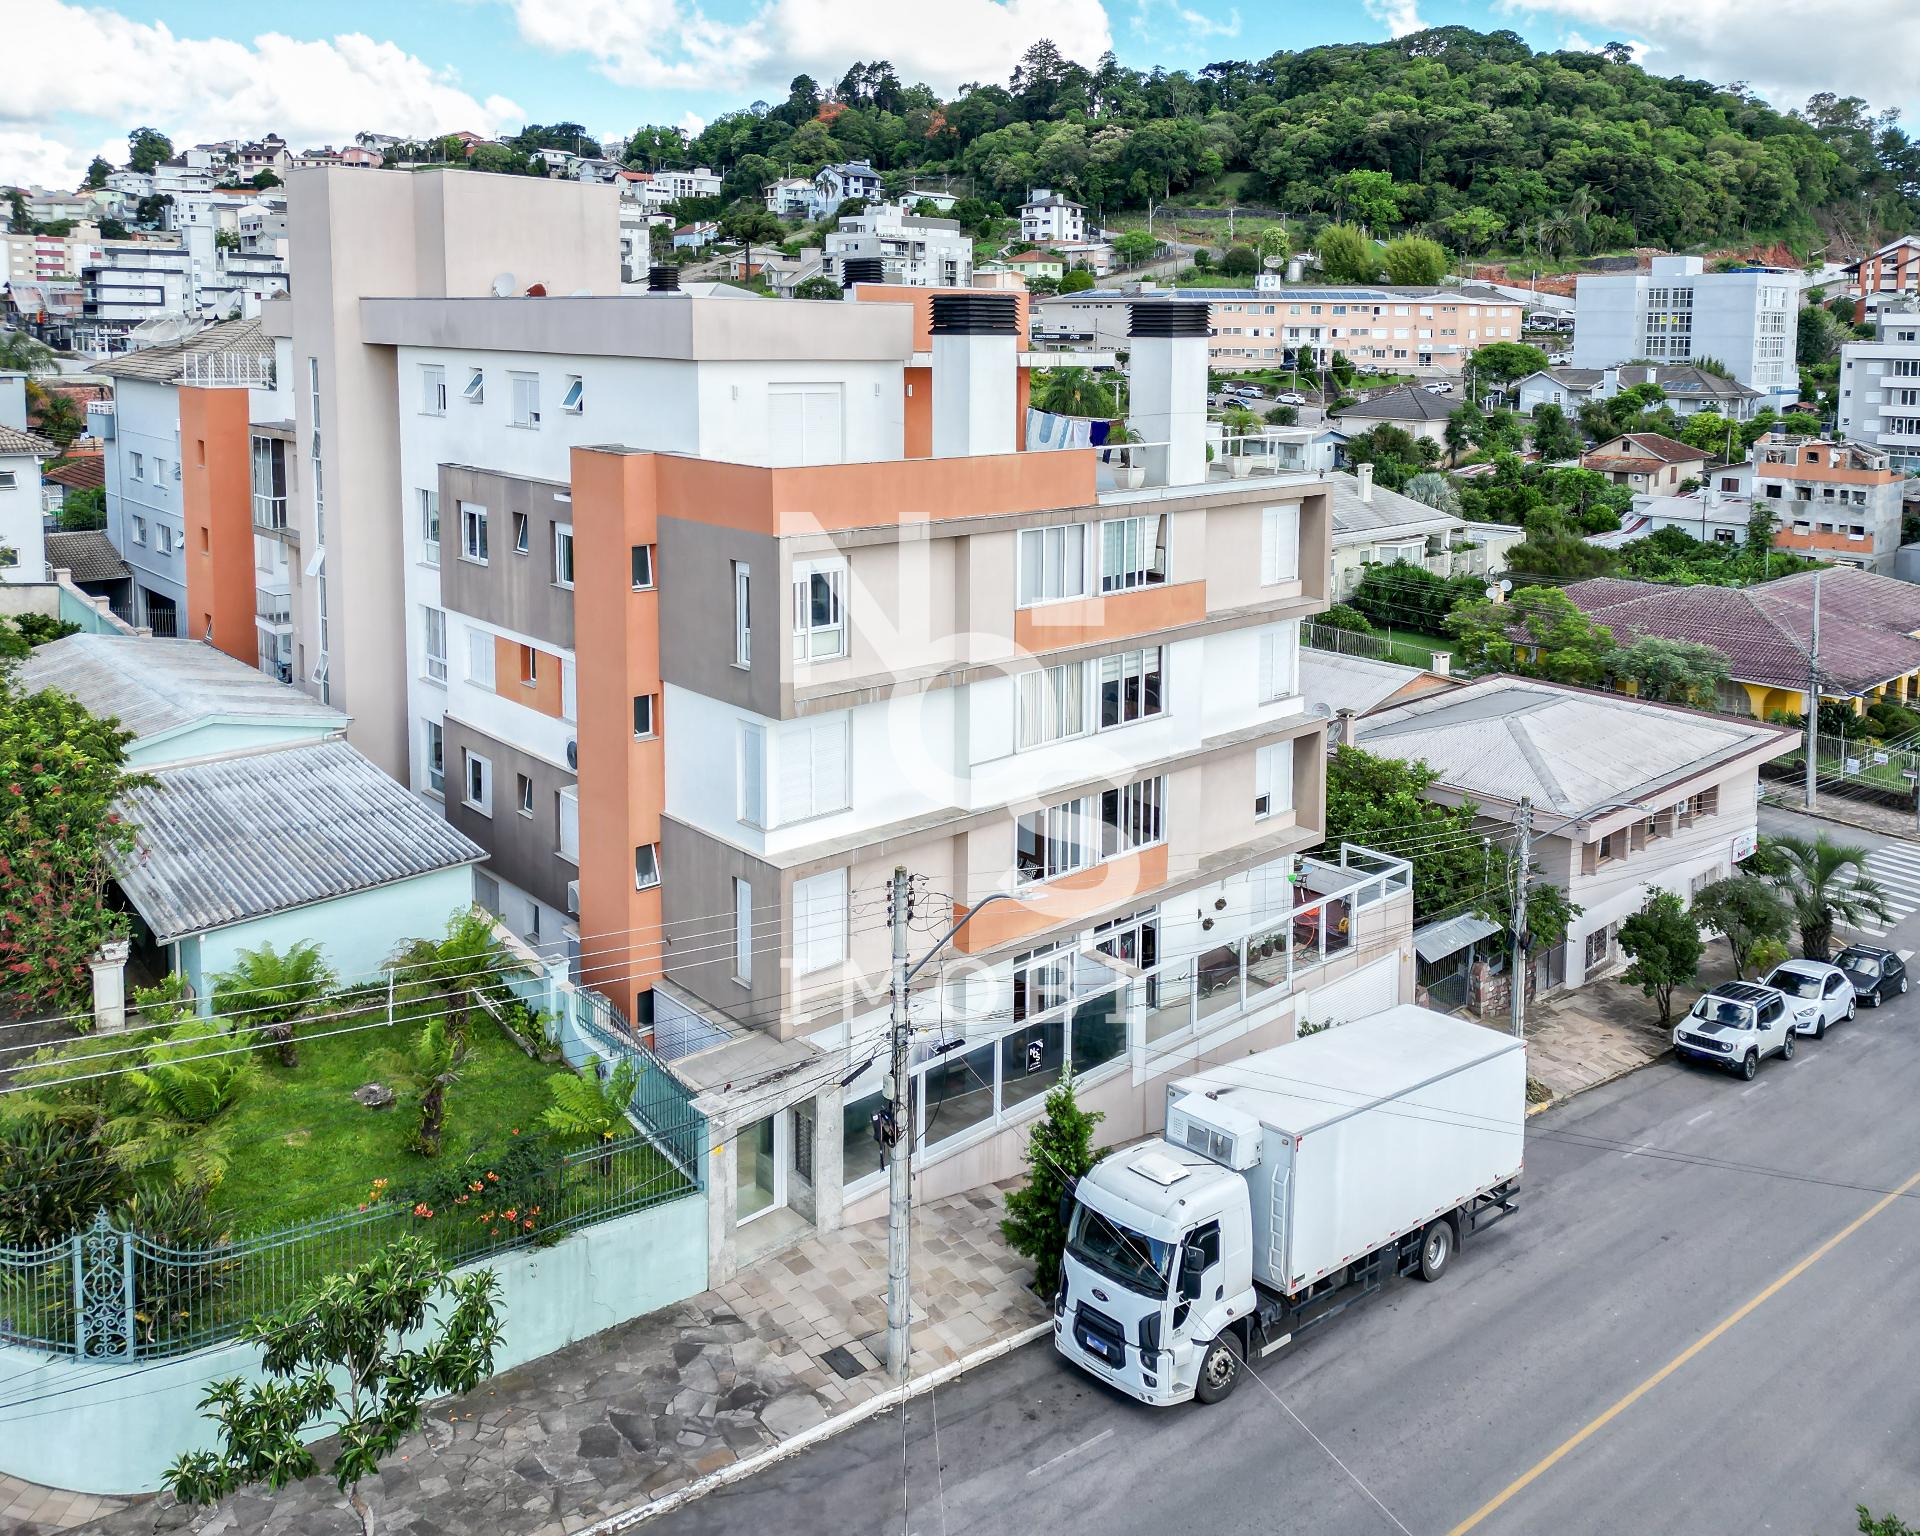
top-left (1673, 981), bottom-right (1796, 1079)
top-left (1763, 960), bottom-right (1856, 1038)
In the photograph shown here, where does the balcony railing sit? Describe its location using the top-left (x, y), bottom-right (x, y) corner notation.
top-left (181, 352), bottom-right (275, 389)
top-left (254, 588), bottom-right (292, 624)
top-left (252, 493), bottom-right (288, 532)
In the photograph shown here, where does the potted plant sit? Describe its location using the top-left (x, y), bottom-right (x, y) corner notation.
top-left (1110, 425), bottom-right (1146, 489)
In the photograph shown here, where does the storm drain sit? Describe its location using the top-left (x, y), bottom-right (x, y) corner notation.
top-left (820, 1345), bottom-right (868, 1379)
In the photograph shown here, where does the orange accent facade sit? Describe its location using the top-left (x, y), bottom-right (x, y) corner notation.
top-left (570, 446), bottom-right (667, 1029)
top-left (903, 366), bottom-right (932, 459)
top-left (1013, 581), bottom-right (1208, 654)
top-left (851, 282), bottom-right (1037, 457)
top-left (949, 844), bottom-right (1172, 954)
top-left (1774, 528), bottom-right (1874, 553)
top-left (178, 385), bottom-right (255, 666)
top-left (1854, 244), bottom-right (1920, 323)
top-left (492, 636), bottom-right (566, 717)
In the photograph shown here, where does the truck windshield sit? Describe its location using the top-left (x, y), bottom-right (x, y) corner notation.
top-left (1066, 1205), bottom-right (1173, 1297)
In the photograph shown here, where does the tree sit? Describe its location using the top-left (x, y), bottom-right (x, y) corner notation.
top-left (210, 940), bottom-right (334, 1068)
top-left (127, 127), bottom-right (173, 174)
top-left (1000, 1074), bottom-right (1103, 1295)
top-left (1058, 267), bottom-right (1095, 293)
top-left (1030, 365), bottom-right (1115, 417)
top-left (1689, 874), bottom-right (1792, 980)
top-left (1442, 207), bottom-right (1504, 255)
top-left (1315, 223), bottom-right (1379, 282)
top-left (84, 156), bottom-right (111, 188)
top-left (1610, 635), bottom-right (1732, 708)
top-left (1503, 511), bottom-right (1619, 584)
top-left (1255, 225), bottom-right (1290, 264)
top-left (1448, 586), bottom-right (1615, 684)
top-left (1858, 1512), bottom-right (1920, 1536)
top-left (1529, 402), bottom-right (1581, 461)
top-left (1323, 745), bottom-right (1488, 922)
top-left (0, 679), bottom-right (145, 1009)
top-left (1617, 889), bottom-right (1703, 1026)
top-left (542, 1058), bottom-right (642, 1173)
top-left (0, 331), bottom-right (55, 377)
top-left (1798, 305), bottom-right (1846, 366)
top-left (0, 1116), bottom-right (128, 1247)
top-left (166, 1238), bottom-right (504, 1536)
top-left (720, 206), bottom-right (784, 281)
top-left (1758, 833), bottom-right (1891, 961)
top-left (389, 908), bottom-right (506, 1043)
top-left (1471, 342), bottom-right (1553, 390)
top-left (394, 1017), bottom-right (465, 1158)
top-left (792, 275), bottom-right (842, 300)
top-left (1380, 236), bottom-right (1447, 286)
top-left (54, 485), bottom-right (104, 531)
top-left (1219, 244), bottom-right (1259, 277)
top-left (1112, 229), bottom-right (1155, 266)
top-left (1401, 472), bottom-right (1463, 516)
top-left (1444, 404), bottom-right (1479, 465)
top-left (36, 393), bottom-right (83, 449)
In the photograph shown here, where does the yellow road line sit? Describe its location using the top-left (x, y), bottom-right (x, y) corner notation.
top-left (1447, 1165), bottom-right (1920, 1536)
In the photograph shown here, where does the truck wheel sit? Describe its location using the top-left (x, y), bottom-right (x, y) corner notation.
top-left (1417, 1219), bottom-right (1454, 1282)
top-left (1194, 1333), bottom-right (1243, 1404)
top-left (1740, 1050), bottom-right (1758, 1080)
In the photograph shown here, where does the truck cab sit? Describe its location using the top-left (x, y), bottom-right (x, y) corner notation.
top-left (1055, 1141), bottom-right (1256, 1407)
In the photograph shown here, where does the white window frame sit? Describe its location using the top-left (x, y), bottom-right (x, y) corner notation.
top-left (774, 717), bottom-right (850, 826)
top-left (156, 524), bottom-right (174, 555)
top-left (129, 451), bottom-right (144, 481)
top-left (562, 375), bottom-right (584, 414)
top-left (1261, 505), bottom-right (1300, 585)
top-left (634, 842), bottom-right (661, 890)
top-left (515, 771), bottom-right (534, 818)
top-left (737, 722), bottom-right (766, 826)
top-left (509, 371), bottom-right (541, 429)
top-left (552, 523), bottom-right (574, 589)
top-left (463, 749), bottom-right (492, 816)
top-left (419, 488), bottom-right (440, 567)
top-left (791, 559), bottom-right (847, 662)
top-left (460, 500), bottom-right (488, 564)
top-left (461, 366), bottom-right (484, 404)
top-left (131, 515), bottom-right (147, 546)
top-left (421, 364), bottom-right (447, 416)
top-left (1097, 647), bottom-right (1165, 730)
top-left (633, 693), bottom-right (657, 739)
top-left (561, 658), bottom-right (576, 723)
top-left (422, 605), bottom-right (447, 684)
top-left (732, 877), bottom-right (753, 985)
top-left (632, 543), bottom-right (656, 590)
top-left (733, 560), bottom-right (752, 666)
top-left (557, 785), bottom-right (580, 865)
top-left (1098, 514), bottom-right (1168, 594)
top-left (467, 626), bottom-right (495, 688)
top-left (512, 510), bottom-right (529, 555)
top-left (1017, 522), bottom-right (1090, 608)
top-left (1254, 741), bottom-right (1294, 820)
top-left (1016, 660), bottom-right (1090, 750)
top-left (1099, 776), bottom-right (1166, 860)
top-left (1016, 795), bottom-right (1094, 884)
top-left (793, 868), bottom-right (848, 975)
top-left (1257, 623), bottom-right (1298, 703)
top-left (422, 719), bottom-right (445, 797)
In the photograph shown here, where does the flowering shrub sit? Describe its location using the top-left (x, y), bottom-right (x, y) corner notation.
top-left (380, 1133), bottom-right (560, 1249)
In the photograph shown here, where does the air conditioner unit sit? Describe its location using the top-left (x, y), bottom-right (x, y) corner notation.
top-left (565, 880), bottom-right (580, 917)
top-left (565, 738), bottom-right (578, 770)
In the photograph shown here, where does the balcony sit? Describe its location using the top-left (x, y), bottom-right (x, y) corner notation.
top-left (252, 493), bottom-right (289, 533)
top-left (254, 586), bottom-right (292, 625)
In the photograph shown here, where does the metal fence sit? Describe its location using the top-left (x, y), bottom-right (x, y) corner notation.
top-left (1301, 619), bottom-right (1399, 664)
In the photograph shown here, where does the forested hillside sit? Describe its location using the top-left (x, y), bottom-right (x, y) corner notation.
top-left (621, 27), bottom-right (1920, 255)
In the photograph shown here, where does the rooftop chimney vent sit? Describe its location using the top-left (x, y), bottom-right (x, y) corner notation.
top-left (1128, 300), bottom-right (1210, 339)
top-left (646, 265), bottom-right (679, 293)
top-left (841, 256), bottom-right (884, 290)
top-left (930, 294), bottom-right (1019, 336)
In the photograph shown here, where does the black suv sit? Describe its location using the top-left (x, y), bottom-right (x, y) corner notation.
top-left (1835, 945), bottom-right (1909, 1008)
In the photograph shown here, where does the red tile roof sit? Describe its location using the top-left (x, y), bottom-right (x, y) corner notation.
top-left (44, 457), bottom-right (104, 491)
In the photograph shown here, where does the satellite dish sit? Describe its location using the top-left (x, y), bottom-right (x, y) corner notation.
top-left (490, 272), bottom-right (516, 298)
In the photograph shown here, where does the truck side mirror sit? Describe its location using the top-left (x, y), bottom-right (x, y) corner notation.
top-left (1058, 1177), bottom-right (1078, 1232)
top-left (1180, 1244), bottom-right (1206, 1300)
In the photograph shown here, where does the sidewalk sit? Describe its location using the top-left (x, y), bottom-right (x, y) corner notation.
top-left (60, 1187), bottom-right (1046, 1536)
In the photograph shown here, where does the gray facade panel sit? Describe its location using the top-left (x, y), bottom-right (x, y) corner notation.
top-left (656, 518), bottom-right (781, 717)
top-left (441, 716), bottom-right (577, 915)
top-left (658, 817), bottom-right (786, 1029)
top-left (439, 466), bottom-right (576, 650)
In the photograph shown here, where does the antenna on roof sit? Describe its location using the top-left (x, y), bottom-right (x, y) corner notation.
top-left (490, 272), bottom-right (516, 298)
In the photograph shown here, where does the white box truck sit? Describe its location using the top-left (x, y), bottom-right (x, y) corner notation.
top-left (1054, 1005), bottom-right (1523, 1406)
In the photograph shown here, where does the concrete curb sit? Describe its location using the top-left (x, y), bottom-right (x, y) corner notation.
top-left (1527, 1045), bottom-right (1673, 1116)
top-left (581, 1320), bottom-right (1054, 1532)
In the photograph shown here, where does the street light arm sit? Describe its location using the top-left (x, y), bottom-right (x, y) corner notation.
top-left (902, 889), bottom-right (1036, 988)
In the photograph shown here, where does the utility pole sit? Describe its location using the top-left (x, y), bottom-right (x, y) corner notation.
top-left (885, 864), bottom-right (912, 1380)
top-left (1805, 568), bottom-right (1822, 811)
top-left (1510, 796), bottom-right (1533, 1041)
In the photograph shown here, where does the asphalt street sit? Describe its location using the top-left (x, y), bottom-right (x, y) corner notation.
top-left (653, 826), bottom-right (1920, 1536)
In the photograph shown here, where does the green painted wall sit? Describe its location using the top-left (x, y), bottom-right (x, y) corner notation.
top-left (130, 718), bottom-right (344, 770)
top-left (0, 1192), bottom-right (709, 1496)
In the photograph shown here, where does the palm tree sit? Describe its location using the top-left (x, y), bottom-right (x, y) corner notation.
top-left (1030, 365), bottom-right (1117, 418)
top-left (1443, 404), bottom-right (1479, 466)
top-left (542, 1058), bottom-right (642, 1173)
top-left (0, 330), bottom-right (55, 377)
top-left (390, 908), bottom-right (506, 1041)
top-left (35, 391), bottom-right (83, 449)
top-left (1760, 833), bottom-right (1892, 961)
top-left (210, 940), bottom-right (335, 1067)
top-left (392, 1017), bottom-right (465, 1158)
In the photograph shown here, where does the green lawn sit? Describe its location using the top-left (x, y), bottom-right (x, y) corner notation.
top-left (213, 1009), bottom-right (561, 1232)
top-left (1377, 628), bottom-right (1455, 668)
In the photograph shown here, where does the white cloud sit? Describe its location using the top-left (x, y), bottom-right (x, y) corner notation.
top-left (1505, 0), bottom-right (1920, 117)
top-left (1364, 0), bottom-right (1426, 36)
top-left (508, 0), bottom-right (1113, 98)
top-left (3, 0), bottom-right (523, 188)
top-left (678, 111), bottom-right (708, 138)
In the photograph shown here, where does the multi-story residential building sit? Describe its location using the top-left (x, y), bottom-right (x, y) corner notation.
top-left (152, 154), bottom-right (217, 198)
top-left (763, 177), bottom-right (814, 219)
top-left (91, 317), bottom-right (281, 634)
top-left (1837, 308), bottom-right (1920, 471)
top-left (1751, 433), bottom-right (1904, 573)
top-left (0, 422), bottom-right (52, 583)
top-left (1572, 255), bottom-right (1799, 408)
top-left (809, 160), bottom-right (882, 219)
top-left (1019, 188), bottom-right (1088, 245)
top-left (2, 227), bottom-right (102, 285)
top-left (1845, 235), bottom-right (1920, 324)
top-left (1035, 283), bottom-right (1523, 374)
top-left (823, 206), bottom-right (972, 289)
top-left (77, 241), bottom-right (193, 353)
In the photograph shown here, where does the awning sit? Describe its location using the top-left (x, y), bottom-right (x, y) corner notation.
top-left (1412, 912), bottom-right (1502, 964)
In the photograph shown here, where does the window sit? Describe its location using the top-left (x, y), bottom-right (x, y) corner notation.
top-left (1017, 523), bottom-right (1089, 607)
top-left (1258, 624), bottom-right (1298, 703)
top-left (421, 364), bottom-right (446, 415)
top-left (509, 372), bottom-right (540, 428)
top-left (557, 786), bottom-right (580, 864)
top-left (791, 561), bottom-right (846, 661)
top-left (461, 367), bottom-right (484, 404)
top-left (131, 516), bottom-right (147, 545)
top-left (156, 524), bottom-right (175, 554)
top-left (1017, 661), bottom-right (1089, 749)
top-left (634, 842), bottom-right (660, 890)
top-left (513, 511), bottom-right (529, 554)
top-left (463, 750), bottom-right (492, 815)
top-left (423, 720), bottom-right (444, 796)
top-left (793, 868), bottom-right (848, 974)
top-left (1017, 796), bottom-right (1093, 883)
top-left (632, 544), bottom-right (656, 590)
top-left (1098, 514), bottom-right (1167, 593)
top-left (553, 524), bottom-right (574, 588)
top-left (562, 375), bottom-right (584, 414)
top-left (633, 693), bottom-right (657, 738)
top-left (516, 772), bottom-right (534, 817)
top-left (738, 722), bottom-right (765, 825)
top-left (518, 644), bottom-right (537, 687)
top-left (1098, 648), bottom-right (1165, 729)
top-left (1254, 741), bottom-right (1294, 819)
top-left (460, 501), bottom-right (488, 563)
top-left (1261, 505), bottom-right (1300, 585)
top-left (130, 452), bottom-right (144, 481)
top-left (561, 659), bottom-right (576, 723)
top-left (733, 561), bottom-right (752, 666)
top-left (0, 471), bottom-right (12, 490)
top-left (419, 488), bottom-right (440, 566)
top-left (467, 627), bottom-right (495, 688)
top-left (775, 717), bottom-right (850, 824)
top-left (732, 878), bottom-right (753, 985)
top-left (1099, 777), bottom-right (1166, 858)
top-left (1584, 926), bottom-right (1611, 972)
top-left (422, 605), bottom-right (447, 683)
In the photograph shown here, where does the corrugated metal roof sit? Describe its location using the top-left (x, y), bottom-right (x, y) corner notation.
top-left (1413, 912), bottom-right (1502, 963)
top-left (19, 633), bottom-right (344, 741)
top-left (1328, 470), bottom-right (1460, 538)
top-left (115, 740), bottom-right (485, 942)
top-left (1299, 650), bottom-right (1444, 718)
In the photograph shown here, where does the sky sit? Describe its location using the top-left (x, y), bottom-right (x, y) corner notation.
top-left (5, 0), bottom-right (1913, 189)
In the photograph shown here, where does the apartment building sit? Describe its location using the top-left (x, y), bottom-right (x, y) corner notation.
top-left (823, 205), bottom-right (973, 288)
top-left (810, 160), bottom-right (882, 219)
top-left (1845, 235), bottom-right (1920, 324)
top-left (1752, 433), bottom-right (1903, 573)
top-left (1837, 308), bottom-right (1920, 471)
top-left (1035, 284), bottom-right (1523, 373)
top-left (2, 227), bottom-right (101, 285)
top-left (0, 422), bottom-right (52, 583)
top-left (1572, 256), bottom-right (1799, 407)
top-left (77, 242), bottom-right (194, 353)
top-left (1019, 189), bottom-right (1088, 245)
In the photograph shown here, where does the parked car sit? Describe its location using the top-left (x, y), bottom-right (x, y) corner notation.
top-left (1424, 382), bottom-right (1451, 395)
top-left (1764, 959), bottom-right (1855, 1037)
top-left (1673, 980), bottom-right (1795, 1079)
top-left (1275, 391), bottom-right (1306, 406)
top-left (1835, 944), bottom-right (1909, 1007)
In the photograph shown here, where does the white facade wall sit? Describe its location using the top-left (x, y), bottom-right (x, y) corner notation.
top-left (102, 375), bottom-right (187, 625)
top-left (0, 450), bottom-right (45, 581)
top-left (1839, 318), bottom-right (1920, 471)
top-left (1573, 268), bottom-right (1800, 405)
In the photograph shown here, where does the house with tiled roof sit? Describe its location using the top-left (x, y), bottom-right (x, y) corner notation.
top-left (1563, 567), bottom-right (1920, 718)
top-left (1328, 385), bottom-right (1458, 446)
top-left (1516, 364), bottom-right (1762, 421)
top-left (1581, 432), bottom-right (1708, 494)
top-left (0, 422), bottom-right (54, 582)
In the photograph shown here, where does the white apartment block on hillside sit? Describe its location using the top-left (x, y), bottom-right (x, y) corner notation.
top-left (824, 205), bottom-right (973, 289)
top-left (1020, 188), bottom-right (1088, 245)
top-left (1572, 255), bottom-right (1799, 409)
top-left (1838, 308), bottom-right (1920, 472)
